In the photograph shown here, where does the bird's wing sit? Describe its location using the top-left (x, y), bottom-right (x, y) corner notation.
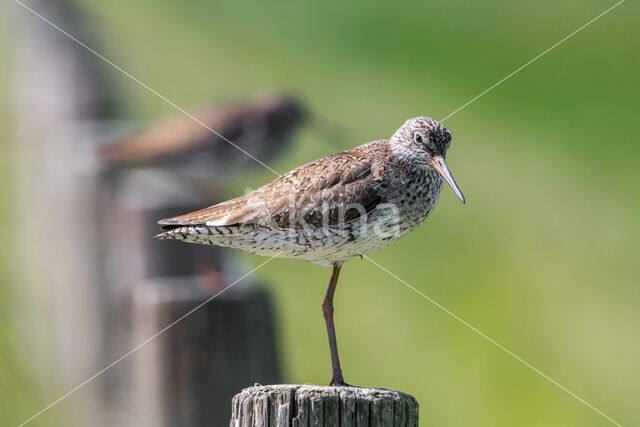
top-left (158, 141), bottom-right (389, 230)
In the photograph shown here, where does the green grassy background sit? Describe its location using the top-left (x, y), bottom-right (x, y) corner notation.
top-left (3, 0), bottom-right (639, 425)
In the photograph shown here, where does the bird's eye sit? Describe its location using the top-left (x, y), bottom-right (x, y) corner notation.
top-left (414, 133), bottom-right (423, 143)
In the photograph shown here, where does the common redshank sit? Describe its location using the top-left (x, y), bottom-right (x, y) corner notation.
top-left (157, 116), bottom-right (465, 386)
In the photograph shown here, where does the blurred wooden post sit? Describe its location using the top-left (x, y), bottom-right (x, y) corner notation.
top-left (11, 0), bottom-right (120, 425)
top-left (96, 159), bottom-right (283, 427)
top-left (133, 277), bottom-right (280, 427)
top-left (229, 385), bottom-right (419, 427)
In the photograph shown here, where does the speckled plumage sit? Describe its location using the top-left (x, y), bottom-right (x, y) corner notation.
top-left (157, 116), bottom-right (463, 265)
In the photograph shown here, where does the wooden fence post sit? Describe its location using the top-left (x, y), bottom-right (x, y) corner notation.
top-left (229, 385), bottom-right (418, 427)
top-left (133, 277), bottom-right (280, 427)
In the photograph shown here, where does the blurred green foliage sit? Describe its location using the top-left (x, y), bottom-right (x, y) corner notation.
top-left (3, 0), bottom-right (639, 425)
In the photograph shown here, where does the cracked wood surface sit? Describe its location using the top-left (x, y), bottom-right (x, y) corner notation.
top-left (230, 385), bottom-right (418, 427)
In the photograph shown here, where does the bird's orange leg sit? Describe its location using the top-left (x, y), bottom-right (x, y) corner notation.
top-left (322, 262), bottom-right (349, 386)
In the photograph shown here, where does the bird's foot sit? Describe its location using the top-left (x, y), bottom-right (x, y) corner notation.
top-left (329, 376), bottom-right (353, 387)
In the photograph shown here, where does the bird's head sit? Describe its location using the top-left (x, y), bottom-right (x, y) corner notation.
top-left (263, 95), bottom-right (308, 126)
top-left (391, 116), bottom-right (465, 203)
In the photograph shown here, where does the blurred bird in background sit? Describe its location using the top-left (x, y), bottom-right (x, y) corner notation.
top-left (98, 93), bottom-right (309, 178)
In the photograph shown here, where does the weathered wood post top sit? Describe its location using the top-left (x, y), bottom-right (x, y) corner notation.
top-left (230, 384), bottom-right (418, 427)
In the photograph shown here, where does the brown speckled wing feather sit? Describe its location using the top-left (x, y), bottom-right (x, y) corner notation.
top-left (158, 141), bottom-right (390, 230)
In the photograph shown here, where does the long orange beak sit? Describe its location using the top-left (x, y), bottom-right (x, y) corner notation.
top-left (431, 156), bottom-right (465, 204)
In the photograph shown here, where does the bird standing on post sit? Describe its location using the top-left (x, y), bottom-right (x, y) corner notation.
top-left (157, 116), bottom-right (465, 386)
